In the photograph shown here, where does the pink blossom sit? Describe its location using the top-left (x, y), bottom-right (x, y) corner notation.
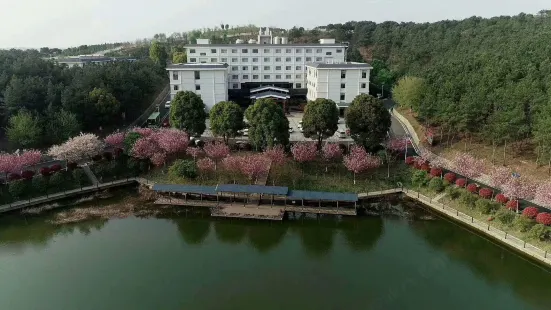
top-left (488, 166), bottom-right (511, 189)
top-left (322, 143), bottom-right (342, 162)
top-left (222, 155), bottom-right (243, 174)
top-left (132, 127), bottom-right (154, 137)
top-left (187, 147), bottom-right (203, 160)
top-left (502, 177), bottom-right (536, 201)
top-left (152, 128), bottom-right (189, 155)
top-left (104, 132), bottom-right (125, 147)
top-left (386, 137), bottom-right (408, 153)
top-left (0, 150), bottom-right (42, 174)
top-left (452, 152), bottom-right (486, 179)
top-left (343, 145), bottom-right (381, 184)
top-left (263, 145), bottom-right (287, 166)
top-left (240, 154), bottom-right (270, 183)
top-left (150, 152), bottom-right (167, 167)
top-left (291, 142), bottom-right (318, 163)
top-left (197, 158), bottom-right (215, 172)
top-left (204, 141), bottom-right (230, 169)
top-left (535, 182), bottom-right (551, 208)
top-left (47, 133), bottom-right (104, 163)
top-left (132, 137), bottom-right (166, 166)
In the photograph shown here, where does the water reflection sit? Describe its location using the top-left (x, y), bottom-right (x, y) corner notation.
top-left (247, 222), bottom-right (288, 253)
top-left (213, 220), bottom-right (247, 244)
top-left (338, 217), bottom-right (384, 252)
top-left (294, 216), bottom-right (336, 258)
top-left (173, 218), bottom-right (211, 245)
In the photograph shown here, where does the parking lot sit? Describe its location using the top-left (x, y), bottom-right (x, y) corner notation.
top-left (201, 112), bottom-right (354, 143)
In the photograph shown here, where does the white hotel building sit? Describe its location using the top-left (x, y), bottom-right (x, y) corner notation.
top-left (166, 27), bottom-right (372, 111)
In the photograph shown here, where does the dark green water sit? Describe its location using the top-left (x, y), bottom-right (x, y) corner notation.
top-left (0, 200), bottom-right (550, 310)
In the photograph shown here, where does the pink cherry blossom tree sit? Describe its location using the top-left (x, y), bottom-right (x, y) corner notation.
top-left (0, 150), bottom-right (43, 176)
top-left (488, 166), bottom-right (511, 189)
top-left (104, 132), bottom-right (126, 147)
top-left (291, 142), bottom-right (318, 163)
top-left (452, 152), bottom-right (486, 179)
top-left (48, 133), bottom-right (104, 163)
top-left (502, 177), bottom-right (537, 211)
top-left (263, 145), bottom-right (287, 167)
top-left (343, 145), bottom-right (382, 184)
top-left (240, 154), bottom-right (270, 184)
top-left (222, 155), bottom-right (243, 183)
top-left (132, 137), bottom-right (166, 167)
top-left (131, 127), bottom-right (153, 137)
top-left (203, 141), bottom-right (230, 170)
top-left (535, 182), bottom-right (551, 208)
top-left (321, 143), bottom-right (342, 172)
top-left (197, 157), bottom-right (216, 174)
top-left (187, 147), bottom-right (203, 162)
top-left (152, 128), bottom-right (189, 156)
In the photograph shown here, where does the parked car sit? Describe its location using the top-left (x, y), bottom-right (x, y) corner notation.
top-left (165, 100), bottom-right (171, 108)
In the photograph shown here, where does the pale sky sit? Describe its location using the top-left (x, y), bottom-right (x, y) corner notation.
top-left (0, 0), bottom-right (547, 49)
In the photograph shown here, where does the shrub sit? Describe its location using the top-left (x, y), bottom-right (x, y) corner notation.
top-left (522, 207), bottom-right (539, 219)
top-left (92, 163), bottom-right (106, 179)
top-left (478, 188), bottom-right (493, 199)
top-left (475, 199), bottom-right (497, 214)
top-left (460, 191), bottom-right (478, 208)
top-left (445, 186), bottom-right (460, 199)
top-left (535, 213), bottom-right (551, 226)
top-left (506, 200), bottom-right (519, 211)
top-left (495, 193), bottom-right (508, 204)
top-left (103, 152), bottom-right (113, 161)
top-left (50, 164), bottom-right (62, 173)
top-left (455, 178), bottom-right (467, 188)
top-left (67, 162), bottom-right (78, 170)
top-left (8, 173), bottom-right (21, 181)
top-left (21, 170), bottom-right (35, 180)
top-left (72, 169), bottom-right (88, 186)
top-left (428, 177), bottom-right (445, 193)
top-left (39, 167), bottom-right (51, 176)
top-left (9, 179), bottom-right (28, 199)
top-left (169, 159), bottom-right (198, 179)
top-left (411, 170), bottom-right (429, 187)
top-left (32, 175), bottom-right (48, 194)
top-left (529, 224), bottom-right (550, 241)
top-left (420, 163), bottom-right (430, 172)
top-left (405, 156), bottom-right (415, 165)
top-left (513, 216), bottom-right (535, 233)
top-left (444, 172), bottom-right (456, 184)
top-left (49, 172), bottom-right (65, 189)
top-left (430, 167), bottom-right (442, 178)
top-left (495, 208), bottom-right (516, 225)
top-left (92, 154), bottom-right (102, 161)
top-left (466, 183), bottom-right (478, 193)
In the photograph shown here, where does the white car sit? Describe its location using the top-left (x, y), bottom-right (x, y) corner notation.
top-left (165, 100), bottom-right (171, 108)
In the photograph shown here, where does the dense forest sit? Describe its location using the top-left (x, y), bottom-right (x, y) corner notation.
top-left (0, 49), bottom-right (166, 149)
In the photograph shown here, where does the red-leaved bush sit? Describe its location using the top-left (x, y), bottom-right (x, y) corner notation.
top-left (536, 212), bottom-right (551, 226)
top-left (444, 172), bottom-right (456, 184)
top-left (466, 183), bottom-right (478, 193)
top-left (495, 193), bottom-right (509, 204)
top-left (50, 164), bottom-right (62, 172)
top-left (522, 207), bottom-right (539, 219)
top-left (8, 173), bottom-right (21, 181)
top-left (40, 167), bottom-right (51, 176)
top-left (506, 200), bottom-right (519, 211)
top-left (21, 170), bottom-right (35, 180)
top-left (479, 188), bottom-right (493, 199)
top-left (455, 178), bottom-right (467, 188)
top-left (405, 156), bottom-right (415, 165)
top-left (430, 168), bottom-right (443, 178)
top-left (420, 163), bottom-right (431, 172)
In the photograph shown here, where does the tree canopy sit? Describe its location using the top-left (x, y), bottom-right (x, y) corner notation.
top-left (150, 41), bottom-right (168, 67)
top-left (209, 101), bottom-right (244, 144)
top-left (392, 76), bottom-right (426, 111)
top-left (172, 52), bottom-right (187, 64)
top-left (6, 110), bottom-right (42, 148)
top-left (302, 98), bottom-right (339, 149)
top-left (245, 99), bottom-right (289, 150)
top-left (169, 91), bottom-right (207, 136)
top-left (345, 94), bottom-right (391, 150)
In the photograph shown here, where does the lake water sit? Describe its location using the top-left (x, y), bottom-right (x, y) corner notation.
top-left (0, 197), bottom-right (550, 310)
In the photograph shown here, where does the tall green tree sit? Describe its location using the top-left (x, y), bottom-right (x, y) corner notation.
top-left (302, 98), bottom-right (339, 149)
top-left (170, 91), bottom-right (207, 136)
top-left (533, 100), bottom-right (551, 168)
top-left (89, 88), bottom-right (121, 125)
top-left (345, 94), bottom-right (391, 150)
top-left (209, 101), bottom-right (244, 144)
top-left (245, 99), bottom-right (289, 150)
top-left (392, 76), bottom-right (426, 110)
top-left (6, 110), bottom-right (42, 148)
top-left (150, 41), bottom-right (168, 67)
top-left (172, 52), bottom-right (187, 64)
top-left (45, 109), bottom-right (81, 144)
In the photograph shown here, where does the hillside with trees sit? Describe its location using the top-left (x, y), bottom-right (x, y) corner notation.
top-left (0, 49), bottom-right (166, 149)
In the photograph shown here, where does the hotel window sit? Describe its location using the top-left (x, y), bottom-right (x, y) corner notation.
top-left (200, 52), bottom-right (206, 56)
top-left (285, 74), bottom-right (292, 79)
top-left (189, 58), bottom-right (197, 62)
top-left (221, 49), bottom-right (228, 53)
top-left (341, 83), bottom-right (345, 89)
top-left (296, 57), bottom-right (302, 62)
top-left (315, 57), bottom-right (322, 61)
top-left (231, 58), bottom-right (238, 62)
top-left (286, 66), bottom-right (291, 70)
top-left (326, 52), bottom-right (332, 56)
top-left (285, 49), bottom-right (292, 53)
top-left (264, 74), bottom-right (270, 79)
top-left (242, 58), bottom-right (248, 62)
top-left (231, 49), bottom-right (238, 53)
top-left (305, 48), bottom-right (312, 53)
top-left (341, 70), bottom-right (346, 78)
top-left (296, 83), bottom-right (302, 88)
top-left (340, 93), bottom-right (345, 101)
top-left (361, 70), bottom-right (367, 78)
top-left (275, 49), bottom-right (281, 53)
top-left (276, 75), bottom-right (282, 79)
top-left (232, 75), bottom-right (238, 79)
top-left (285, 57), bottom-right (291, 62)
top-left (361, 83), bottom-right (366, 89)
top-left (295, 74), bottom-right (301, 79)
top-left (194, 71), bottom-right (200, 79)
top-left (295, 66), bottom-right (301, 70)
top-left (211, 49), bottom-right (217, 53)
top-left (305, 57), bottom-right (312, 62)
top-left (253, 66), bottom-right (259, 71)
top-left (173, 85), bottom-right (179, 90)
top-left (242, 66), bottom-right (248, 70)
top-left (264, 48), bottom-right (271, 53)
top-left (253, 58), bottom-right (259, 62)
top-left (316, 48), bottom-right (322, 53)
top-left (275, 57), bottom-right (281, 62)
top-left (336, 49), bottom-right (342, 53)
top-left (189, 49), bottom-right (196, 53)
top-left (199, 58), bottom-right (207, 63)
top-left (264, 66), bottom-right (270, 70)
top-left (195, 84), bottom-right (200, 90)
top-left (253, 75), bottom-right (259, 80)
top-left (296, 48), bottom-right (302, 53)
top-left (243, 75), bottom-right (249, 80)
top-left (232, 66), bottom-right (238, 71)
top-left (264, 57), bottom-right (270, 62)
top-left (210, 58), bottom-right (217, 62)
top-left (172, 73), bottom-right (178, 80)
top-left (233, 83), bottom-right (239, 89)
top-left (252, 49), bottom-right (259, 53)
top-left (221, 58), bottom-right (228, 63)
top-left (242, 49), bottom-right (248, 53)
top-left (275, 66), bottom-right (282, 70)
